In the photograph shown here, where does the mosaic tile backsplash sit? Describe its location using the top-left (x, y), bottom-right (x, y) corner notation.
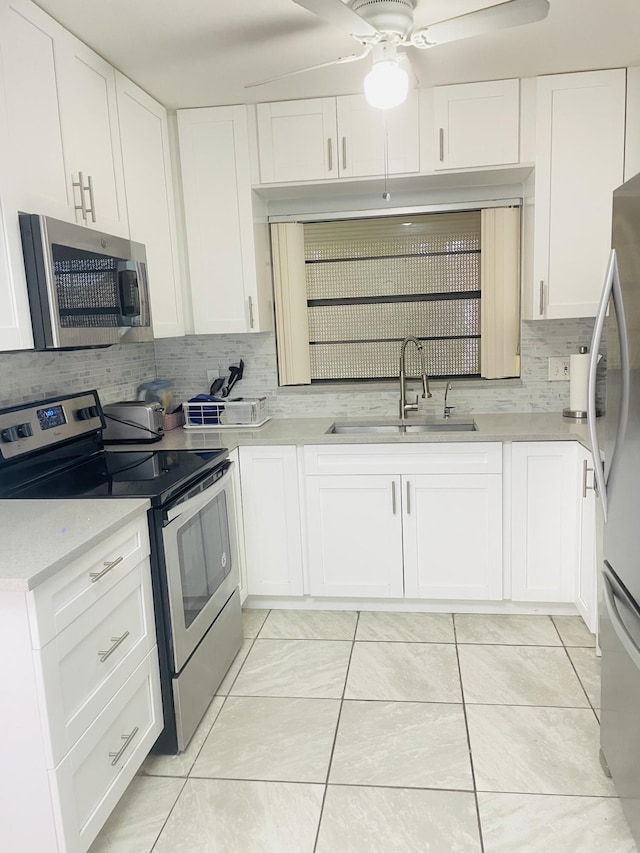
top-left (0, 319), bottom-right (602, 417)
top-left (154, 319), bottom-right (602, 418)
top-left (0, 342), bottom-right (156, 409)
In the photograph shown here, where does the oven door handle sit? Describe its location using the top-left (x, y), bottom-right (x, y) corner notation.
top-left (165, 463), bottom-right (233, 524)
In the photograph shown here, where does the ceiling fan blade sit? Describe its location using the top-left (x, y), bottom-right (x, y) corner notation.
top-left (411, 0), bottom-right (549, 48)
top-left (292, 0), bottom-right (381, 39)
top-left (245, 48), bottom-right (370, 88)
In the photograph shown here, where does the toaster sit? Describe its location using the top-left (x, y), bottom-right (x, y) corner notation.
top-left (102, 401), bottom-right (164, 443)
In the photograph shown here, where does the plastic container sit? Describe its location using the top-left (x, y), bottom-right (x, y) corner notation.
top-left (137, 380), bottom-right (173, 412)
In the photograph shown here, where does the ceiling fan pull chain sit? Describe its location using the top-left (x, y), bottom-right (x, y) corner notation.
top-left (382, 111), bottom-right (391, 201)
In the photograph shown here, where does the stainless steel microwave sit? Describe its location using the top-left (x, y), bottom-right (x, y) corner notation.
top-left (19, 214), bottom-right (152, 349)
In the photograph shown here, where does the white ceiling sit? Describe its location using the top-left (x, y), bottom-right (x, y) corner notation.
top-left (34, 0), bottom-right (640, 110)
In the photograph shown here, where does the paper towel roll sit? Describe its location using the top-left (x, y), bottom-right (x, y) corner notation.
top-left (569, 352), bottom-right (589, 413)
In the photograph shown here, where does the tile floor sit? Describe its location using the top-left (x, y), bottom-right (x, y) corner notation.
top-left (89, 610), bottom-right (638, 853)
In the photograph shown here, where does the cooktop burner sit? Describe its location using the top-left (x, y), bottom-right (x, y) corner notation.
top-left (6, 448), bottom-right (228, 504)
top-left (0, 390), bottom-right (228, 506)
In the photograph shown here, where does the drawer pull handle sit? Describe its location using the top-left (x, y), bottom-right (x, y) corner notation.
top-left (109, 726), bottom-right (139, 766)
top-left (98, 630), bottom-right (130, 663)
top-left (90, 555), bottom-right (124, 583)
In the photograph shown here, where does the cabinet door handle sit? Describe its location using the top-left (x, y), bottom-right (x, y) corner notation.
top-left (439, 128), bottom-right (444, 162)
top-left (406, 481), bottom-right (411, 515)
top-left (73, 171), bottom-right (88, 220)
top-left (327, 138), bottom-right (333, 172)
top-left (391, 480), bottom-right (396, 515)
top-left (109, 726), bottom-right (139, 766)
top-left (85, 174), bottom-right (97, 223)
top-left (248, 295), bottom-right (255, 329)
top-left (98, 630), bottom-right (130, 663)
top-left (90, 555), bottom-right (123, 583)
top-left (583, 458), bottom-right (594, 498)
top-left (539, 281), bottom-right (545, 316)
top-left (342, 136), bottom-right (347, 170)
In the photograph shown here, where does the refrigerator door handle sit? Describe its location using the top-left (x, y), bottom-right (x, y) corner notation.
top-left (588, 249), bottom-right (630, 523)
top-left (588, 252), bottom-right (614, 520)
top-left (603, 564), bottom-right (640, 671)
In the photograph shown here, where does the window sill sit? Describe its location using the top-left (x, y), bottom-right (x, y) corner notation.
top-left (277, 377), bottom-right (523, 394)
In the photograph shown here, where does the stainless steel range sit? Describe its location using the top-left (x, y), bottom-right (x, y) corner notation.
top-left (0, 389), bottom-right (243, 753)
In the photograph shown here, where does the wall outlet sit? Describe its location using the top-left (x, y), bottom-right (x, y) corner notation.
top-left (548, 357), bottom-right (570, 381)
top-left (206, 369), bottom-right (219, 387)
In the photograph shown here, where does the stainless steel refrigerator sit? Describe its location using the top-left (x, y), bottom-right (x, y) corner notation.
top-left (588, 171), bottom-right (640, 845)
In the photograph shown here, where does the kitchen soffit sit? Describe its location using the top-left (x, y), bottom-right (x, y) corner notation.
top-left (33, 0), bottom-right (640, 110)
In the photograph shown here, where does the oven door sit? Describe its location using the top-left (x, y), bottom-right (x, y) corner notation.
top-left (161, 462), bottom-right (239, 673)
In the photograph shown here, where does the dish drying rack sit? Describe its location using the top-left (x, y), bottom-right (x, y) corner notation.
top-left (183, 396), bottom-right (269, 429)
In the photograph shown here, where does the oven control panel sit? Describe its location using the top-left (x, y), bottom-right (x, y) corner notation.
top-left (0, 391), bottom-right (104, 461)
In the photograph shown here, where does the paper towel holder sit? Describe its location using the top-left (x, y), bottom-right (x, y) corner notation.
top-left (562, 346), bottom-right (600, 421)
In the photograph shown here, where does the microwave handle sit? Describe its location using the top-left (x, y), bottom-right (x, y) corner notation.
top-left (118, 266), bottom-right (141, 318)
top-left (165, 463), bottom-right (233, 524)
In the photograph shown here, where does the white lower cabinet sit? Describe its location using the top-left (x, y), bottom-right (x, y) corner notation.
top-left (304, 444), bottom-right (503, 601)
top-left (305, 475), bottom-right (404, 598)
top-left (239, 446), bottom-right (303, 596)
top-left (403, 474), bottom-right (503, 600)
top-left (0, 511), bottom-right (162, 853)
top-left (576, 444), bottom-right (598, 632)
top-left (511, 442), bottom-right (582, 603)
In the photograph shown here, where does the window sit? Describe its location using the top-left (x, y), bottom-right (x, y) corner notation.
top-left (271, 206), bottom-right (520, 386)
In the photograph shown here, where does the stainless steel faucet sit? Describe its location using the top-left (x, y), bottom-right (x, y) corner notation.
top-left (399, 336), bottom-right (432, 420)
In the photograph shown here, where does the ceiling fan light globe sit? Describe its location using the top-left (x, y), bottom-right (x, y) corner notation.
top-left (364, 59), bottom-right (409, 109)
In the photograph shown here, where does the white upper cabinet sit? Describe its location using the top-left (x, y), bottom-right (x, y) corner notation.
top-left (116, 74), bottom-right (184, 338)
top-left (256, 93), bottom-right (419, 183)
top-left (0, 0), bottom-right (71, 220)
top-left (335, 93), bottom-right (419, 178)
top-left (625, 66), bottom-right (640, 181)
top-left (177, 105), bottom-right (272, 334)
top-left (529, 69), bottom-right (625, 319)
top-left (430, 79), bottom-right (520, 171)
top-left (56, 35), bottom-right (128, 237)
top-left (257, 98), bottom-right (337, 182)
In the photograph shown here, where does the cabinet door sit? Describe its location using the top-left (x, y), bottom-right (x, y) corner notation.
top-left (239, 446), bottom-right (303, 597)
top-left (256, 98), bottom-right (338, 183)
top-left (532, 70), bottom-right (625, 319)
top-left (177, 105), bottom-right (270, 334)
top-left (576, 445), bottom-right (597, 632)
top-left (433, 79), bottom-right (520, 170)
top-left (336, 93), bottom-right (419, 177)
top-left (511, 442), bottom-right (580, 602)
top-left (305, 475), bottom-right (404, 598)
top-left (56, 35), bottom-right (128, 237)
top-left (624, 66), bottom-right (640, 182)
top-left (0, 0), bottom-right (71, 220)
top-left (403, 474), bottom-right (503, 600)
top-left (116, 74), bottom-right (184, 338)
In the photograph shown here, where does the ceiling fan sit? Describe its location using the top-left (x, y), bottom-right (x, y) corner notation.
top-left (249, 0), bottom-right (550, 109)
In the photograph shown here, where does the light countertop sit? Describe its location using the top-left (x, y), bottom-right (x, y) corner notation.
top-left (116, 412), bottom-right (595, 454)
top-left (0, 498), bottom-right (150, 592)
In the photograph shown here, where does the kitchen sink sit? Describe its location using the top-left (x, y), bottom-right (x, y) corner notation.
top-left (326, 420), bottom-right (477, 435)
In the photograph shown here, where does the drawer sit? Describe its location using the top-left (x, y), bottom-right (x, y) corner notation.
top-left (29, 516), bottom-right (150, 648)
top-left (50, 647), bottom-right (163, 853)
top-left (303, 443), bottom-right (503, 476)
top-left (37, 558), bottom-right (156, 767)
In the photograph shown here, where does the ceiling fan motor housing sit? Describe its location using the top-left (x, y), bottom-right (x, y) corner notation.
top-left (348, 0), bottom-right (416, 39)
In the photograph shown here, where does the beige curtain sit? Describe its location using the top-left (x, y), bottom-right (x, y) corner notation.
top-left (481, 207), bottom-right (521, 379)
top-left (270, 222), bottom-right (311, 385)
